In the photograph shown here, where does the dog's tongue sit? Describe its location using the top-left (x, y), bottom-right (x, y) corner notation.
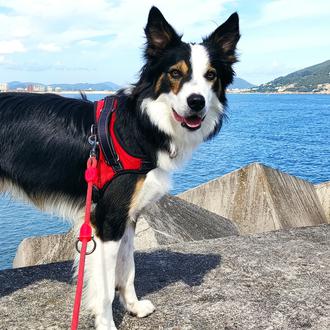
top-left (173, 111), bottom-right (202, 129)
top-left (183, 116), bottom-right (202, 128)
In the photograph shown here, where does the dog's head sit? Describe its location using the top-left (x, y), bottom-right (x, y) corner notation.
top-left (136, 6), bottom-right (240, 144)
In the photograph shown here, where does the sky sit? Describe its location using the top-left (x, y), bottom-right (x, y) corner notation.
top-left (0, 0), bottom-right (329, 86)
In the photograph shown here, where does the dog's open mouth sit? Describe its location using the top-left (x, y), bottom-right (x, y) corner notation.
top-left (172, 109), bottom-right (203, 131)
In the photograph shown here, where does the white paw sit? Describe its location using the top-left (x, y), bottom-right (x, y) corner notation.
top-left (96, 325), bottom-right (117, 330)
top-left (95, 315), bottom-right (117, 330)
top-left (129, 299), bottom-right (155, 318)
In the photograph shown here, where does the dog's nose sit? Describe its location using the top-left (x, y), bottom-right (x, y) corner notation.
top-left (187, 94), bottom-right (205, 112)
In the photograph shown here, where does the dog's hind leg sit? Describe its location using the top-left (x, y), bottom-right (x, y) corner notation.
top-left (83, 236), bottom-right (121, 330)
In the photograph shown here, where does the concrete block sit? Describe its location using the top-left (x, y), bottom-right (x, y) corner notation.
top-left (179, 163), bottom-right (328, 234)
top-left (13, 230), bottom-right (75, 268)
top-left (136, 194), bottom-right (238, 247)
top-left (2, 224), bottom-right (330, 329)
top-left (13, 195), bottom-right (237, 268)
top-left (315, 181), bottom-right (330, 223)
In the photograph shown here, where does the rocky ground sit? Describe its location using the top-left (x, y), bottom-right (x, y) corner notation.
top-left (1, 225), bottom-right (329, 329)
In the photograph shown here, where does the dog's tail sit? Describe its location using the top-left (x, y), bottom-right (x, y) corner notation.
top-left (79, 91), bottom-right (88, 101)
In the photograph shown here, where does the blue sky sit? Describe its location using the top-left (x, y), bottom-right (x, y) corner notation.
top-left (0, 0), bottom-right (329, 86)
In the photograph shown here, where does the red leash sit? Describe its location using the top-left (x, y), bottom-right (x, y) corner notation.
top-left (71, 155), bottom-right (98, 330)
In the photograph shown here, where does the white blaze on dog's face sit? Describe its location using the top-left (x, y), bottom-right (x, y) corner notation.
top-left (141, 6), bottom-right (240, 148)
top-left (166, 44), bottom-right (221, 132)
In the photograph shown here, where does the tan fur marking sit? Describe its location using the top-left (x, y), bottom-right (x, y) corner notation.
top-left (170, 60), bottom-right (189, 76)
top-left (207, 65), bottom-right (217, 81)
top-left (168, 77), bottom-right (181, 95)
top-left (168, 60), bottom-right (189, 95)
top-left (206, 64), bottom-right (221, 95)
top-left (155, 73), bottom-right (165, 94)
top-left (130, 176), bottom-right (146, 212)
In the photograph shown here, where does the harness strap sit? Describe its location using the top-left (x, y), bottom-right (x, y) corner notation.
top-left (97, 96), bottom-right (122, 171)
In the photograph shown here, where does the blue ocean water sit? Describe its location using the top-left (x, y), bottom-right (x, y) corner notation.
top-left (1, 93), bottom-right (329, 270)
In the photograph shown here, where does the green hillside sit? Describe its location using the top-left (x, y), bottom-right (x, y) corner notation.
top-left (254, 60), bottom-right (330, 93)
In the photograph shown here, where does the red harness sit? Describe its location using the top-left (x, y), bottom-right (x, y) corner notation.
top-left (93, 95), bottom-right (153, 193)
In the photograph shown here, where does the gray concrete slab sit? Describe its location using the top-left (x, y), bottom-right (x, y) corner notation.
top-left (1, 224), bottom-right (330, 329)
top-left (179, 163), bottom-right (328, 234)
top-left (315, 181), bottom-right (330, 223)
top-left (13, 195), bottom-right (237, 268)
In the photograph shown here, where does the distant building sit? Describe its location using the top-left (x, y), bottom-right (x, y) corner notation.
top-left (34, 85), bottom-right (46, 92)
top-left (0, 83), bottom-right (8, 92)
top-left (47, 86), bottom-right (53, 92)
top-left (54, 87), bottom-right (62, 93)
top-left (27, 84), bottom-right (46, 92)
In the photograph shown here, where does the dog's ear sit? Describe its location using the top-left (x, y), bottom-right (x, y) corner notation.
top-left (145, 6), bottom-right (181, 58)
top-left (203, 12), bottom-right (240, 64)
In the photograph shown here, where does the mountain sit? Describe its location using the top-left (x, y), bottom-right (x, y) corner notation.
top-left (253, 60), bottom-right (330, 93)
top-left (50, 82), bottom-right (120, 91)
top-left (229, 77), bottom-right (255, 89)
top-left (7, 81), bottom-right (120, 91)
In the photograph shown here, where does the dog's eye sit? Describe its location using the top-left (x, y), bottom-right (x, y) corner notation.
top-left (169, 69), bottom-right (182, 79)
top-left (205, 70), bottom-right (217, 81)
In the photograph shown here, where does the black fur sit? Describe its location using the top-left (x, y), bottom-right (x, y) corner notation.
top-left (94, 174), bottom-right (142, 241)
top-left (0, 93), bottom-right (92, 199)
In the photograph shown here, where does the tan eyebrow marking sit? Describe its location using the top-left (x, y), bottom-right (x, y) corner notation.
top-left (168, 60), bottom-right (189, 94)
top-left (169, 60), bottom-right (189, 75)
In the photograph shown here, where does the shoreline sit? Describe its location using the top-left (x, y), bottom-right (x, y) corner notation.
top-left (1, 90), bottom-right (329, 95)
top-left (227, 91), bottom-right (330, 95)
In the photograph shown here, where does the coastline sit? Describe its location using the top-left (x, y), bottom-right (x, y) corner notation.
top-left (227, 91), bottom-right (330, 95)
top-left (0, 90), bottom-right (329, 95)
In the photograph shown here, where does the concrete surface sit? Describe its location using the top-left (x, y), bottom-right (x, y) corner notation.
top-left (179, 163), bottom-right (328, 234)
top-left (315, 181), bottom-right (330, 223)
top-left (1, 224), bottom-right (330, 329)
top-left (13, 195), bottom-right (238, 268)
top-left (136, 194), bottom-right (238, 247)
top-left (13, 230), bottom-right (76, 268)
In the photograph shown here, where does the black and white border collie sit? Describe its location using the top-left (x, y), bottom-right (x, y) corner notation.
top-left (0, 7), bottom-right (239, 330)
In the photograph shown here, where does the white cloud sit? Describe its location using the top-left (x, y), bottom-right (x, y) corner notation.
top-left (249, 0), bottom-right (330, 27)
top-left (0, 0), bottom-right (233, 50)
top-left (0, 40), bottom-right (26, 54)
top-left (1, 0), bottom-right (327, 84)
top-left (38, 43), bottom-right (61, 52)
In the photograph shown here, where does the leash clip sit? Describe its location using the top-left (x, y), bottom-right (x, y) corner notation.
top-left (88, 124), bottom-right (98, 158)
top-left (75, 236), bottom-right (96, 255)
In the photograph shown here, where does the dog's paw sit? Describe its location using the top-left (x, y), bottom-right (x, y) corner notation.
top-left (129, 299), bottom-right (155, 318)
top-left (96, 325), bottom-right (117, 330)
top-left (95, 315), bottom-right (117, 330)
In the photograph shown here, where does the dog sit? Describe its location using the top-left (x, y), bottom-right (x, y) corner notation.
top-left (0, 6), bottom-right (239, 329)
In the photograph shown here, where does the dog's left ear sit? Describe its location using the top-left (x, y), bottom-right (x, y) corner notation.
top-left (145, 6), bottom-right (181, 59)
top-left (203, 12), bottom-right (240, 64)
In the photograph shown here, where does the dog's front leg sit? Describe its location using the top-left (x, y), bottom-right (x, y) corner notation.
top-left (116, 223), bottom-right (155, 318)
top-left (116, 168), bottom-right (171, 317)
top-left (83, 236), bottom-right (121, 330)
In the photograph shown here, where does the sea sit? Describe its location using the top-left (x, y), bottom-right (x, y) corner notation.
top-left (0, 93), bottom-right (329, 270)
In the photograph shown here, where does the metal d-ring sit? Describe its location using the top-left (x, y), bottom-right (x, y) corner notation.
top-left (75, 236), bottom-right (97, 255)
